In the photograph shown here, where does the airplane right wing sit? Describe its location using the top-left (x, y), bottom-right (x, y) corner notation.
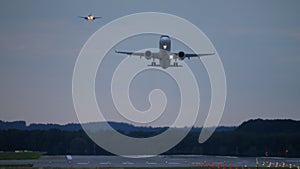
top-left (115, 50), bottom-right (159, 59)
top-left (115, 50), bottom-right (144, 56)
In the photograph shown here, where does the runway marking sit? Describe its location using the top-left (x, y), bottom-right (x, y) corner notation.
top-left (168, 162), bottom-right (180, 165)
top-left (99, 162), bottom-right (111, 165)
top-left (122, 161), bottom-right (134, 165)
top-left (146, 162), bottom-right (157, 165)
top-left (77, 162), bottom-right (89, 165)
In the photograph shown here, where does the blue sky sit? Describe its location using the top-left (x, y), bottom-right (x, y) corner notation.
top-left (0, 0), bottom-right (300, 126)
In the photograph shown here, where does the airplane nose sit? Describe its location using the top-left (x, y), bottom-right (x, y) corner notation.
top-left (163, 44), bottom-right (167, 49)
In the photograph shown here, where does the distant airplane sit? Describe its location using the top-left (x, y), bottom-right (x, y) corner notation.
top-left (79, 14), bottom-right (101, 21)
top-left (115, 35), bottom-right (215, 69)
top-left (66, 155), bottom-right (72, 160)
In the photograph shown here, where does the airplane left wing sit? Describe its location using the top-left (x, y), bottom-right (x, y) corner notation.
top-left (185, 53), bottom-right (215, 58)
top-left (173, 52), bottom-right (215, 60)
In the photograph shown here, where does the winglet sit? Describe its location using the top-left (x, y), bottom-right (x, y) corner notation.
top-left (115, 50), bottom-right (122, 54)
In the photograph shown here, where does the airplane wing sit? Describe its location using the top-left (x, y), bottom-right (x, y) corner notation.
top-left (78, 16), bottom-right (88, 20)
top-left (173, 52), bottom-right (215, 59)
top-left (94, 16), bottom-right (102, 19)
top-left (115, 50), bottom-right (144, 56)
top-left (185, 53), bottom-right (215, 57)
top-left (115, 50), bottom-right (159, 59)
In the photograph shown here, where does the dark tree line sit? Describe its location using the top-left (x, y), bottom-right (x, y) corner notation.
top-left (170, 131), bottom-right (300, 157)
top-left (0, 129), bottom-right (109, 155)
top-left (0, 129), bottom-right (299, 157)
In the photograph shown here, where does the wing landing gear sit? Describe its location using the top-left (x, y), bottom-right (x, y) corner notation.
top-left (151, 58), bottom-right (157, 66)
top-left (173, 58), bottom-right (179, 67)
top-left (151, 62), bottom-right (156, 66)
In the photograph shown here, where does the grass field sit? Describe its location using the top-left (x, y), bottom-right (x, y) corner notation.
top-left (0, 164), bottom-right (33, 167)
top-left (0, 151), bottom-right (45, 160)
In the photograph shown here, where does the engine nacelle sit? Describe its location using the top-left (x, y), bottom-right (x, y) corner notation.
top-left (145, 50), bottom-right (152, 60)
top-left (178, 51), bottom-right (185, 60)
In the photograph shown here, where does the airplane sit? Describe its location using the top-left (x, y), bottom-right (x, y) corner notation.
top-left (115, 35), bottom-right (215, 69)
top-left (79, 14), bottom-right (101, 21)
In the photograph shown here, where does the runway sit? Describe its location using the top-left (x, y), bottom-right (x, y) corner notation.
top-left (1, 155), bottom-right (300, 168)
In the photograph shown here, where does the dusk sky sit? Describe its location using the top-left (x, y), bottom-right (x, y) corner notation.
top-left (0, 0), bottom-right (300, 127)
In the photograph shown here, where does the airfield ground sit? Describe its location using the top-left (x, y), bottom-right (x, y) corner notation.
top-left (0, 152), bottom-right (44, 160)
top-left (0, 154), bottom-right (299, 169)
top-left (0, 166), bottom-right (299, 169)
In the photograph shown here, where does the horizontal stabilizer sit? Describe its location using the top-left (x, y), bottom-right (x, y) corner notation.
top-left (147, 64), bottom-right (161, 67)
top-left (147, 64), bottom-right (182, 67)
top-left (168, 64), bottom-right (183, 67)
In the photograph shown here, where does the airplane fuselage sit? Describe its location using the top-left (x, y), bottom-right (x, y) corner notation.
top-left (158, 35), bottom-right (172, 69)
top-left (87, 15), bottom-right (94, 20)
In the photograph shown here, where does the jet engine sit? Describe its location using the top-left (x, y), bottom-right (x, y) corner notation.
top-left (178, 51), bottom-right (185, 60)
top-left (145, 50), bottom-right (152, 60)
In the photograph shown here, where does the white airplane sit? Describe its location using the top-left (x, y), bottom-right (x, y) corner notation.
top-left (115, 35), bottom-right (215, 69)
top-left (79, 14), bottom-right (101, 21)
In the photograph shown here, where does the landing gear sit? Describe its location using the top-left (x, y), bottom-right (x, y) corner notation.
top-left (151, 58), bottom-right (156, 66)
top-left (173, 59), bottom-right (179, 67)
